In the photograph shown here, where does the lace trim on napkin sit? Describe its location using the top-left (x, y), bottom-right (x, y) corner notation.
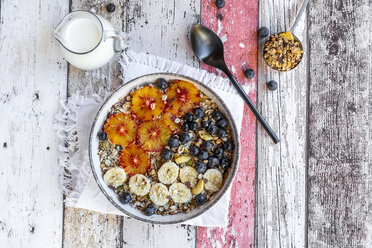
top-left (54, 94), bottom-right (102, 206)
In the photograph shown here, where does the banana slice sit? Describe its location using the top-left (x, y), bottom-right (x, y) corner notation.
top-left (179, 166), bottom-right (198, 187)
top-left (204, 169), bottom-right (223, 192)
top-left (129, 174), bottom-right (151, 196)
top-left (158, 162), bottom-right (179, 185)
top-left (103, 167), bottom-right (127, 188)
top-left (191, 179), bottom-right (205, 195)
top-left (149, 183), bottom-right (170, 206)
top-left (169, 183), bottom-right (192, 203)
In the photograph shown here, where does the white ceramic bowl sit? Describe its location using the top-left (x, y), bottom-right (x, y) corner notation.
top-left (89, 73), bottom-right (240, 224)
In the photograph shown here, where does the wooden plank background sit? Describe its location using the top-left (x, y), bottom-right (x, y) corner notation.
top-left (307, 0), bottom-right (372, 246)
top-left (0, 0), bottom-right (371, 247)
top-left (256, 0), bottom-right (308, 247)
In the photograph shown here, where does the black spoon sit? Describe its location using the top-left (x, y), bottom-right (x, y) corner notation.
top-left (190, 24), bottom-right (280, 144)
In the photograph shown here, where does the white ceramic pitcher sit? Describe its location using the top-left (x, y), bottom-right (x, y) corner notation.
top-left (53, 11), bottom-right (128, 70)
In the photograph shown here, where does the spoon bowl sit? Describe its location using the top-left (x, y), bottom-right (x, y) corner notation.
top-left (190, 24), bottom-right (226, 69)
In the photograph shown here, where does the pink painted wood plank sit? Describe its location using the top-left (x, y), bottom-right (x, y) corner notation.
top-left (197, 0), bottom-right (258, 247)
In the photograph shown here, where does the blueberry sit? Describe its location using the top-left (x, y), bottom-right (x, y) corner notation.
top-left (213, 147), bottom-right (224, 158)
top-left (202, 141), bottom-right (214, 152)
top-left (168, 137), bottom-right (180, 149)
top-left (217, 129), bottom-right (228, 138)
top-left (220, 157), bottom-right (231, 169)
top-left (215, 0), bottom-right (225, 9)
top-left (194, 108), bottom-right (205, 119)
top-left (97, 131), bottom-right (107, 141)
top-left (195, 194), bottom-right (207, 205)
top-left (195, 161), bottom-right (207, 174)
top-left (202, 120), bottom-right (211, 128)
top-left (181, 122), bottom-right (190, 132)
top-left (161, 149), bottom-right (173, 160)
top-left (155, 78), bottom-right (168, 90)
top-left (244, 69), bottom-right (255, 79)
top-left (189, 121), bottom-right (199, 131)
top-left (259, 27), bottom-right (270, 38)
top-left (120, 193), bottom-right (131, 204)
top-left (179, 133), bottom-right (191, 144)
top-left (184, 113), bottom-right (194, 122)
top-left (145, 204), bottom-right (156, 216)
top-left (198, 151), bottom-right (209, 161)
top-left (212, 110), bottom-right (223, 121)
top-left (189, 145), bottom-right (200, 156)
top-left (223, 141), bottom-right (234, 151)
top-left (106, 3), bottom-right (116, 12)
top-left (208, 157), bottom-right (219, 168)
top-left (267, 80), bottom-right (278, 91)
top-left (207, 124), bottom-right (219, 135)
top-left (216, 118), bottom-right (228, 128)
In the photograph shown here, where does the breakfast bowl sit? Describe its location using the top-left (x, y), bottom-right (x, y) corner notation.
top-left (89, 73), bottom-right (240, 224)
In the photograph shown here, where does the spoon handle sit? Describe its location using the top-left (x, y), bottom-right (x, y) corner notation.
top-left (290, 0), bottom-right (309, 33)
top-left (223, 69), bottom-right (280, 144)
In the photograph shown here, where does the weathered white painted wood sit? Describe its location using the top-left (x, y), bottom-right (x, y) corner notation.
top-left (307, 0), bottom-right (371, 246)
top-left (0, 0), bottom-right (68, 247)
top-left (256, 0), bottom-right (308, 247)
top-left (64, 0), bottom-right (199, 247)
top-left (63, 1), bottom-right (126, 247)
top-left (122, 218), bottom-right (195, 248)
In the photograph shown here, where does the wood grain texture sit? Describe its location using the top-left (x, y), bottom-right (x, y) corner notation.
top-left (0, 0), bottom-right (67, 247)
top-left (122, 218), bottom-right (195, 248)
top-left (64, 0), bottom-right (200, 247)
top-left (256, 0), bottom-right (308, 247)
top-left (63, 1), bottom-right (126, 247)
top-left (307, 0), bottom-right (371, 247)
top-left (198, 1), bottom-right (258, 247)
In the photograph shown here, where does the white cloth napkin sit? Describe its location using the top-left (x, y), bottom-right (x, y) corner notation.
top-left (55, 50), bottom-right (244, 227)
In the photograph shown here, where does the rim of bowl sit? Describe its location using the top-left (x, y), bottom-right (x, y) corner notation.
top-left (88, 72), bottom-right (241, 224)
top-left (262, 32), bottom-right (304, 72)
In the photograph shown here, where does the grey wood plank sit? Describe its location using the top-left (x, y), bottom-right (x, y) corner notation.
top-left (0, 0), bottom-right (68, 246)
top-left (256, 0), bottom-right (308, 247)
top-left (307, 0), bottom-right (371, 247)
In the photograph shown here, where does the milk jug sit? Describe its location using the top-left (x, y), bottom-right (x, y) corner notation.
top-left (53, 11), bottom-right (128, 70)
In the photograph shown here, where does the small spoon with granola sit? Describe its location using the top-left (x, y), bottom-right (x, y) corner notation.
top-left (263, 0), bottom-right (309, 71)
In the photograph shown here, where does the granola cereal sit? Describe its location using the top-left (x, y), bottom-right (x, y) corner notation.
top-left (97, 79), bottom-right (235, 216)
top-left (263, 31), bottom-right (303, 71)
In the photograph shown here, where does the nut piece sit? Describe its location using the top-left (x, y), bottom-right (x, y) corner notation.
top-left (174, 155), bottom-right (192, 164)
top-left (191, 180), bottom-right (205, 195)
top-left (198, 130), bottom-right (213, 141)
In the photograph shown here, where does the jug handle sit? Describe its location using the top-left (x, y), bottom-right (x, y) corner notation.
top-left (103, 30), bottom-right (130, 53)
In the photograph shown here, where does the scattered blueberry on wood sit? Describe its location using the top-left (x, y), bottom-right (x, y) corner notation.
top-left (215, 0), bottom-right (225, 9)
top-left (267, 80), bottom-right (278, 91)
top-left (259, 27), bottom-right (270, 38)
top-left (106, 3), bottom-right (116, 13)
top-left (244, 68), bottom-right (255, 79)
